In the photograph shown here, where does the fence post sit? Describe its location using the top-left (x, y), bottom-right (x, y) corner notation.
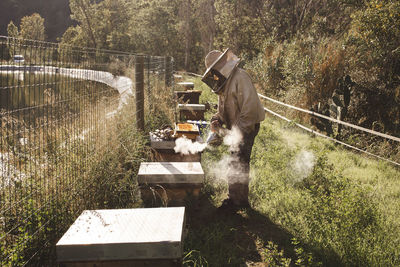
top-left (135, 55), bottom-right (144, 131)
top-left (165, 56), bottom-right (172, 87)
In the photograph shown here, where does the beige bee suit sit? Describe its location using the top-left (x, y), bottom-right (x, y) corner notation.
top-left (213, 67), bottom-right (265, 134)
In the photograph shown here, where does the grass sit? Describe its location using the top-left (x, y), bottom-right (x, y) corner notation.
top-left (4, 70), bottom-right (399, 265)
top-left (0, 69), bottom-right (170, 265)
top-left (251, 118), bottom-right (400, 266)
top-left (181, 76), bottom-right (400, 266)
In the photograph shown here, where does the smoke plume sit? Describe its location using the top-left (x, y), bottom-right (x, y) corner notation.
top-left (174, 137), bottom-right (208, 155)
top-left (291, 150), bottom-right (315, 182)
top-left (207, 127), bottom-right (248, 183)
top-left (223, 126), bottom-right (243, 152)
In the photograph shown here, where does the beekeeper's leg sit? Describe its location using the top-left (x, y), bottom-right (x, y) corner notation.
top-left (228, 124), bottom-right (260, 206)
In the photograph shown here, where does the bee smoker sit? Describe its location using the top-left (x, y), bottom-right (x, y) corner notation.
top-left (206, 127), bottom-right (225, 146)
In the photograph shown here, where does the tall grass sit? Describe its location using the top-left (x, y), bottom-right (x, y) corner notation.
top-left (0, 68), bottom-right (176, 265)
top-left (0, 93), bottom-right (152, 265)
top-left (251, 117), bottom-right (400, 266)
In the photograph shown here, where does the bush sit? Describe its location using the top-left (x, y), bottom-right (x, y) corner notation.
top-left (345, 0), bottom-right (400, 134)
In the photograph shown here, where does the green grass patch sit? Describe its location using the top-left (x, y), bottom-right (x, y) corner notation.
top-left (249, 117), bottom-right (400, 266)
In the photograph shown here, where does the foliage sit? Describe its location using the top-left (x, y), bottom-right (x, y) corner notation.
top-left (108, 58), bottom-right (127, 77)
top-left (183, 250), bottom-right (209, 266)
top-left (345, 0), bottom-right (400, 133)
top-left (214, 0), bottom-right (267, 58)
top-left (19, 13), bottom-right (46, 41)
top-left (261, 241), bottom-right (291, 266)
top-left (0, 0), bottom-right (71, 41)
top-left (7, 21), bottom-right (18, 39)
top-left (6, 21), bottom-right (19, 58)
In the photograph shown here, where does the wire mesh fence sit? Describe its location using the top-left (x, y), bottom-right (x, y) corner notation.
top-left (0, 36), bottom-right (174, 266)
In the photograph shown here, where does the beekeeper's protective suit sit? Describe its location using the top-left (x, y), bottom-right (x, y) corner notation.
top-left (202, 48), bottom-right (265, 207)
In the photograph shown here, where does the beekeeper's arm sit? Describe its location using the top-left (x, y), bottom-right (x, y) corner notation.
top-left (210, 96), bottom-right (225, 131)
top-left (234, 72), bottom-right (261, 134)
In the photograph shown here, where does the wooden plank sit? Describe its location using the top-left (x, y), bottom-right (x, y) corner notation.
top-left (57, 208), bottom-right (185, 262)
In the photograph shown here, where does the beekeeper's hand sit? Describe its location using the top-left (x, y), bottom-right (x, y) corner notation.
top-left (210, 120), bottom-right (221, 132)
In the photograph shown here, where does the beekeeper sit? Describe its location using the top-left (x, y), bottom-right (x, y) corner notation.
top-left (202, 48), bottom-right (265, 208)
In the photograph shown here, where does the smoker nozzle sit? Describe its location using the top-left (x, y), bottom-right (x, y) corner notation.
top-left (206, 132), bottom-right (222, 146)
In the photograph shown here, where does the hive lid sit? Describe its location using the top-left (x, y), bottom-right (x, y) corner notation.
top-left (176, 82), bottom-right (194, 88)
top-left (178, 104), bottom-right (205, 111)
top-left (56, 207), bottom-right (185, 262)
top-left (174, 90), bottom-right (202, 94)
top-left (138, 162), bottom-right (204, 184)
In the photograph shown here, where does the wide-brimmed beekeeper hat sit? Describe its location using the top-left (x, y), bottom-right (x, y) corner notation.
top-left (202, 48), bottom-right (240, 93)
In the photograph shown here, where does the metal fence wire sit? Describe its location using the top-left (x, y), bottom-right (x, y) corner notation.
top-left (0, 36), bottom-right (174, 266)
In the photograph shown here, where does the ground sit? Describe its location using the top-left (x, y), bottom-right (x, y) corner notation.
top-left (183, 194), bottom-right (296, 266)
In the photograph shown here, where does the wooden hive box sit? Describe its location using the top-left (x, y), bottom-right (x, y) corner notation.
top-left (178, 104), bottom-right (205, 121)
top-left (138, 162), bottom-right (204, 206)
top-left (149, 133), bottom-right (202, 162)
top-left (174, 90), bottom-right (201, 104)
top-left (56, 207), bottom-right (185, 267)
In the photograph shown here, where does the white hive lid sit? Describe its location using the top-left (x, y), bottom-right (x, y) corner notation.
top-left (176, 82), bottom-right (194, 87)
top-left (138, 162), bottom-right (204, 184)
top-left (178, 104), bottom-right (205, 111)
top-left (56, 207), bottom-right (185, 262)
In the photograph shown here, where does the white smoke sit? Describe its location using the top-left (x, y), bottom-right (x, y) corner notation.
top-left (206, 127), bottom-right (248, 183)
top-left (208, 154), bottom-right (250, 184)
top-left (208, 155), bottom-right (232, 183)
top-left (291, 150), bottom-right (315, 182)
top-left (223, 126), bottom-right (243, 152)
top-left (174, 137), bottom-right (208, 155)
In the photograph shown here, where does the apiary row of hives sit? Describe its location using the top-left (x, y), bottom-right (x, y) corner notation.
top-left (56, 79), bottom-right (207, 266)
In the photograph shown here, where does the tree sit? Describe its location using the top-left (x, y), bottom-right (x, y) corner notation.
top-left (69, 0), bottom-right (99, 48)
top-left (6, 20), bottom-right (19, 58)
top-left (195, 0), bottom-right (217, 55)
top-left (130, 0), bottom-right (181, 58)
top-left (20, 13), bottom-right (45, 41)
top-left (97, 0), bottom-right (132, 51)
top-left (214, 0), bottom-right (268, 58)
top-left (346, 0), bottom-right (400, 133)
top-left (7, 21), bottom-right (19, 38)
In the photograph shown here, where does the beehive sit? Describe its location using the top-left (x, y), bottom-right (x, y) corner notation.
top-left (174, 90), bottom-right (201, 104)
top-left (56, 207), bottom-right (185, 267)
top-left (176, 82), bottom-right (194, 91)
top-left (138, 162), bottom-right (204, 205)
top-left (175, 122), bottom-right (200, 140)
top-left (178, 104), bottom-right (205, 121)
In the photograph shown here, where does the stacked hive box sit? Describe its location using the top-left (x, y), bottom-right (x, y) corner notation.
top-left (152, 81), bottom-right (206, 162)
top-left (138, 162), bottom-right (204, 206)
top-left (178, 104), bottom-right (205, 121)
top-left (174, 81), bottom-right (205, 121)
top-left (150, 133), bottom-right (200, 162)
top-left (144, 80), bottom-right (207, 206)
